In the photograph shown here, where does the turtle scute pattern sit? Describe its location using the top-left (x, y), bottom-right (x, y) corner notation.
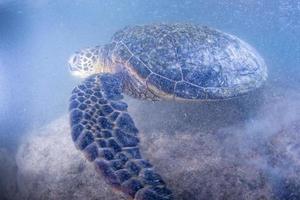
top-left (69, 73), bottom-right (173, 200)
top-left (110, 23), bottom-right (267, 100)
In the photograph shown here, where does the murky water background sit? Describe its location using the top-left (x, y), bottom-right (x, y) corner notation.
top-left (0, 0), bottom-right (299, 199)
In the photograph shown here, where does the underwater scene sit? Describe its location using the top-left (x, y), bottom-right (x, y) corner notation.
top-left (0, 0), bottom-right (300, 199)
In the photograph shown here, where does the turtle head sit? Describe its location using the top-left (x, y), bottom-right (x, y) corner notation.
top-left (68, 46), bottom-right (111, 78)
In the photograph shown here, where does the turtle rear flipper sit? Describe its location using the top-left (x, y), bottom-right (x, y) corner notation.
top-left (69, 73), bottom-right (173, 200)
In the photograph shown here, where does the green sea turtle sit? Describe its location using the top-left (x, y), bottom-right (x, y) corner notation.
top-left (68, 23), bottom-right (267, 200)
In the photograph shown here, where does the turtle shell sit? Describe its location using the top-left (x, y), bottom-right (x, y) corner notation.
top-left (109, 23), bottom-right (267, 100)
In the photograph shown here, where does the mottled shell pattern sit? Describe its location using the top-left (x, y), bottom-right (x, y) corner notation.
top-left (105, 23), bottom-right (267, 100)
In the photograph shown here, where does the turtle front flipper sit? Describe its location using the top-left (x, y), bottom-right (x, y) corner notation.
top-left (69, 73), bottom-right (173, 200)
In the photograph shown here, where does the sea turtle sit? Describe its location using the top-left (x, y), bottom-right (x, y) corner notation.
top-left (68, 23), bottom-right (267, 200)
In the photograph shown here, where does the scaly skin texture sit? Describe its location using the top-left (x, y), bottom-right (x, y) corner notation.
top-left (69, 74), bottom-right (173, 200)
top-left (69, 24), bottom-right (267, 100)
top-left (68, 23), bottom-right (268, 199)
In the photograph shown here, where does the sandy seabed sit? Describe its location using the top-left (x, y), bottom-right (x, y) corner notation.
top-left (1, 86), bottom-right (300, 200)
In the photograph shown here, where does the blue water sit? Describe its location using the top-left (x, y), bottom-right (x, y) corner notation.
top-left (0, 0), bottom-right (299, 149)
top-left (0, 0), bottom-right (299, 199)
